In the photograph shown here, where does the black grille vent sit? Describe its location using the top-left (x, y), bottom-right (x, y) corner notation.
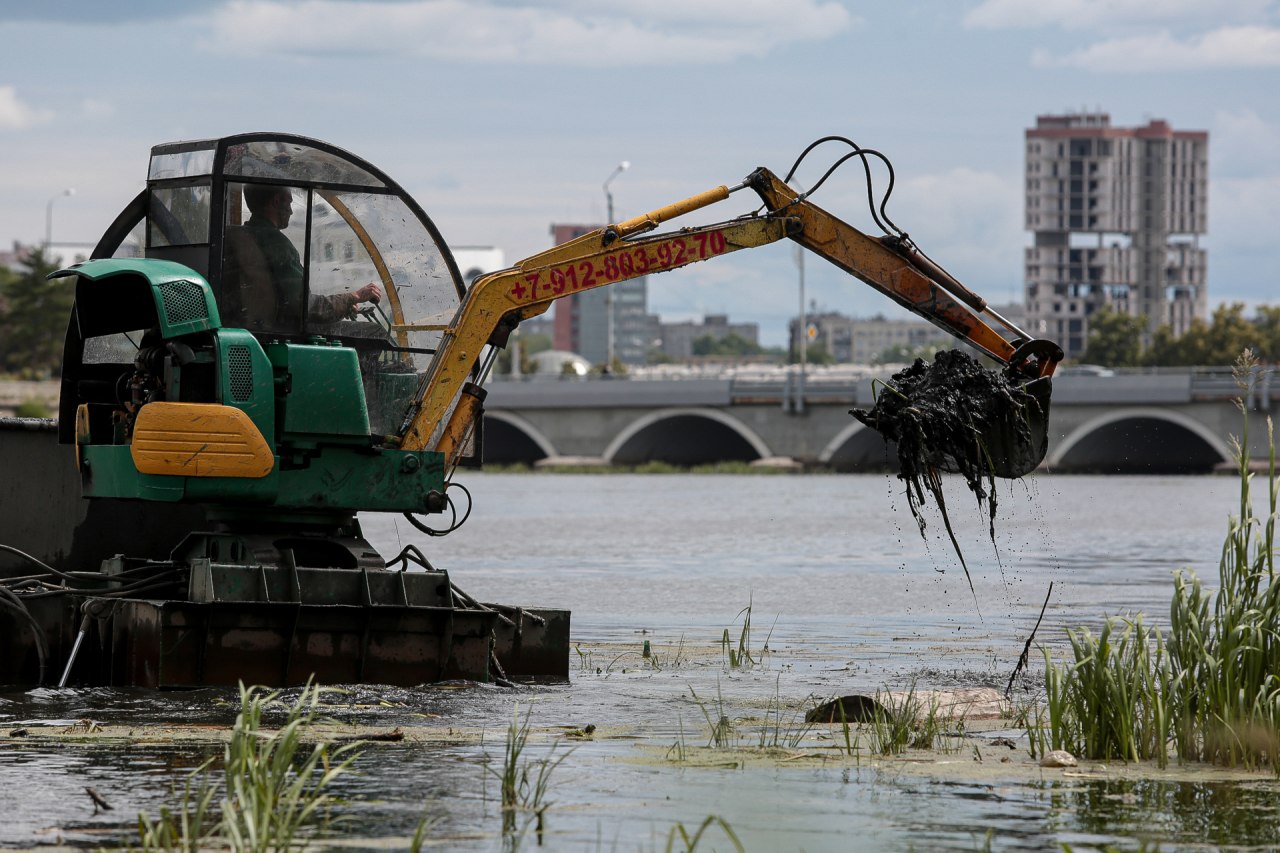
top-left (227, 345), bottom-right (253, 402)
top-left (158, 280), bottom-right (208, 325)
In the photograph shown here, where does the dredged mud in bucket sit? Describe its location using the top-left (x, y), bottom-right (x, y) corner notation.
top-left (851, 349), bottom-right (1052, 597)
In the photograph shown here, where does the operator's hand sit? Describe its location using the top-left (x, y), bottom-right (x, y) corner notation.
top-left (353, 282), bottom-right (382, 305)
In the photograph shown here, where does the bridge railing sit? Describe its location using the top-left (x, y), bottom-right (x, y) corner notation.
top-left (489, 364), bottom-right (1277, 408)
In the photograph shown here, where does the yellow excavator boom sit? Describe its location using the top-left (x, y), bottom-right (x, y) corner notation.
top-left (394, 166), bottom-right (1062, 464)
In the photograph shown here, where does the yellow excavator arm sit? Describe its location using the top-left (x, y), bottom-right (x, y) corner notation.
top-left (394, 166), bottom-right (1062, 463)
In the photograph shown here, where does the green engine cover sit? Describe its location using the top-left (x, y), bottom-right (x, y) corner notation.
top-left (60, 258), bottom-right (447, 516)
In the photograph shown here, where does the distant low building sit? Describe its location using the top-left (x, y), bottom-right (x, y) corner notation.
top-left (789, 311), bottom-right (944, 364)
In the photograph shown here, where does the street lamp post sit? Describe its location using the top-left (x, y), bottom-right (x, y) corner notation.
top-left (45, 188), bottom-right (76, 249)
top-left (602, 161), bottom-right (629, 370)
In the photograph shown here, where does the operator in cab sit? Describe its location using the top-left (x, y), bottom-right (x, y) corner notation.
top-left (230, 184), bottom-right (382, 329)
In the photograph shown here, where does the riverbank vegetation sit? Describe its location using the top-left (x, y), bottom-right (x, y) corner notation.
top-left (1032, 352), bottom-right (1280, 771)
top-left (1084, 303), bottom-right (1280, 368)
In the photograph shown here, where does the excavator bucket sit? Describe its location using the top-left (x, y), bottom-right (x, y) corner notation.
top-left (976, 374), bottom-right (1052, 479)
top-left (853, 351), bottom-right (1053, 482)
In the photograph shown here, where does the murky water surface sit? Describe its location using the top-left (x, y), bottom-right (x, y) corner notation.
top-left (3, 474), bottom-right (1277, 851)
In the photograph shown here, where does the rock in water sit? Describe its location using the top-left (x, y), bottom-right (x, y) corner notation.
top-left (1039, 750), bottom-right (1078, 768)
top-left (851, 349), bottom-right (1050, 596)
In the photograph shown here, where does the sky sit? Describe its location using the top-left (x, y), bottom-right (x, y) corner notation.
top-left (2, 0), bottom-right (1277, 347)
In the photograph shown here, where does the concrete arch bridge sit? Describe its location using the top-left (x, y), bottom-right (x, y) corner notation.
top-left (481, 367), bottom-right (1276, 474)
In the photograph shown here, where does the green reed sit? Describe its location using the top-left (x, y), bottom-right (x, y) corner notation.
top-left (489, 703), bottom-right (571, 847)
top-left (124, 680), bottom-right (359, 852)
top-left (1037, 351), bottom-right (1280, 771)
top-left (664, 815), bottom-right (745, 853)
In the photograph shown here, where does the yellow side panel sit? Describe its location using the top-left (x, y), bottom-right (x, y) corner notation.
top-left (131, 402), bottom-right (274, 479)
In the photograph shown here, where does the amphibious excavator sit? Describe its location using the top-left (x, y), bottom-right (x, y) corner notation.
top-left (0, 133), bottom-right (1061, 688)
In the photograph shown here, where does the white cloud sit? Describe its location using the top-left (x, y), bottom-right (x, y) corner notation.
top-left (964, 0), bottom-right (1274, 31)
top-left (0, 85), bottom-right (53, 130)
top-left (1033, 25), bottom-right (1280, 71)
top-left (207, 0), bottom-right (855, 65)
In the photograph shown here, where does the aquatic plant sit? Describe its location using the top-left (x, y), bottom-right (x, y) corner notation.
top-left (1166, 369), bottom-right (1280, 769)
top-left (866, 682), bottom-right (953, 755)
top-left (648, 634), bottom-right (688, 671)
top-left (1039, 616), bottom-right (1172, 765)
top-left (688, 683), bottom-right (736, 749)
top-left (664, 815), bottom-right (744, 853)
top-left (123, 680), bottom-right (359, 852)
top-left (488, 703), bottom-right (571, 846)
top-left (1037, 352), bottom-right (1280, 771)
top-left (720, 596), bottom-right (774, 670)
top-left (220, 682), bottom-right (360, 852)
top-left (126, 759), bottom-right (219, 853)
top-left (757, 678), bottom-right (816, 749)
top-left (666, 714), bottom-right (689, 763)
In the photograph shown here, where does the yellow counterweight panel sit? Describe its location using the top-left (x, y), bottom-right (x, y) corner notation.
top-left (131, 402), bottom-right (275, 478)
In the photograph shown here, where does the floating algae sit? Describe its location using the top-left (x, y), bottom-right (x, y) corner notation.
top-left (852, 349), bottom-right (1051, 596)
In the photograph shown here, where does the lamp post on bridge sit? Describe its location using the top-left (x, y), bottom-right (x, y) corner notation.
top-left (603, 161), bottom-right (629, 371)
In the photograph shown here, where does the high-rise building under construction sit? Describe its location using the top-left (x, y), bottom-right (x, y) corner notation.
top-left (1024, 112), bottom-right (1208, 359)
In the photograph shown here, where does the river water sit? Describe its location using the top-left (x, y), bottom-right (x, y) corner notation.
top-left (3, 473), bottom-right (1278, 851)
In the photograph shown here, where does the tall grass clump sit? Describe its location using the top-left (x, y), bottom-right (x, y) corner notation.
top-left (1165, 354), bottom-right (1280, 769)
top-left (125, 680), bottom-right (359, 852)
top-left (720, 596), bottom-right (775, 670)
top-left (1038, 351), bottom-right (1280, 771)
top-left (1039, 615), bottom-right (1172, 765)
top-left (489, 703), bottom-right (571, 847)
top-left (220, 682), bottom-right (359, 851)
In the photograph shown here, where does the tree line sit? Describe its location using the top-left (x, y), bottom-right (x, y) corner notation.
top-left (1083, 304), bottom-right (1280, 368)
top-left (0, 248), bottom-right (73, 379)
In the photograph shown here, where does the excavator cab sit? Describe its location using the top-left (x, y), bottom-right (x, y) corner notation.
top-left (62, 133), bottom-right (467, 441)
top-left (52, 134), bottom-right (489, 520)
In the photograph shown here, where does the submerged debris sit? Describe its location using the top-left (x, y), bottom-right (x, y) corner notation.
top-left (852, 350), bottom-right (1050, 596)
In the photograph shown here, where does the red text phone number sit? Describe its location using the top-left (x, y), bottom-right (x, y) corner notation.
top-left (510, 230), bottom-right (729, 303)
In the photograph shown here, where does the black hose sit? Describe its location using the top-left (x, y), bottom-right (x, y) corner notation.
top-left (385, 543), bottom-right (435, 572)
top-left (403, 481), bottom-right (473, 537)
top-left (21, 572), bottom-right (184, 599)
top-left (0, 586), bottom-right (47, 684)
top-left (784, 135), bottom-right (979, 301)
top-left (783, 135), bottom-right (904, 237)
top-left (0, 544), bottom-right (82, 583)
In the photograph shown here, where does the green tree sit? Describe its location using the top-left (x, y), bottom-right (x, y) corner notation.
top-left (1254, 305), bottom-right (1280, 362)
top-left (692, 332), bottom-right (762, 357)
top-left (1081, 306), bottom-right (1147, 367)
top-left (1202, 303), bottom-right (1260, 365)
top-left (0, 247), bottom-right (73, 378)
top-left (1145, 304), bottom-right (1258, 368)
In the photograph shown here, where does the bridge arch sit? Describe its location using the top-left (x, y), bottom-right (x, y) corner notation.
top-left (482, 410), bottom-right (557, 465)
top-left (1050, 407), bottom-right (1234, 474)
top-left (603, 407), bottom-right (772, 466)
top-left (818, 421), bottom-right (898, 472)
